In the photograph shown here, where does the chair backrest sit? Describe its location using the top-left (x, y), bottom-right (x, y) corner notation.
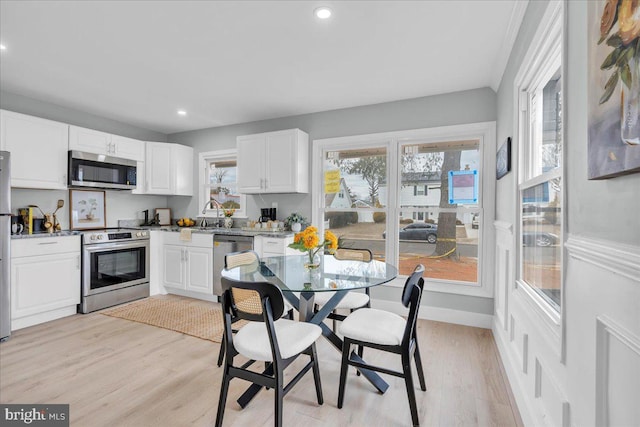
top-left (333, 248), bottom-right (373, 262)
top-left (220, 277), bottom-right (285, 322)
top-left (401, 265), bottom-right (425, 347)
top-left (225, 250), bottom-right (260, 269)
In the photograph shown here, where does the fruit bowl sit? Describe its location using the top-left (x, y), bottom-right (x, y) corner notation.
top-left (176, 218), bottom-right (196, 227)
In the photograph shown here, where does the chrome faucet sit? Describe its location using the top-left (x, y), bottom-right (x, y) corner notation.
top-left (201, 198), bottom-right (223, 227)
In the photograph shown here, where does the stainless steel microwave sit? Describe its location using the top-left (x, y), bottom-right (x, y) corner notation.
top-left (68, 150), bottom-right (137, 190)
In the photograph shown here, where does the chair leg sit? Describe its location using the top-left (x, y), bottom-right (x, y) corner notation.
top-left (356, 345), bottom-right (363, 376)
top-left (332, 310), bottom-right (337, 333)
top-left (217, 340), bottom-right (225, 367)
top-left (337, 339), bottom-right (351, 409)
top-left (413, 340), bottom-right (427, 391)
top-left (274, 370), bottom-right (284, 427)
top-left (309, 343), bottom-right (324, 405)
top-left (402, 352), bottom-right (420, 427)
top-left (214, 368), bottom-right (231, 427)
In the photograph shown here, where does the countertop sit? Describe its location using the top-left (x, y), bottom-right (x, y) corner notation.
top-left (11, 230), bottom-right (82, 239)
top-left (139, 226), bottom-right (294, 238)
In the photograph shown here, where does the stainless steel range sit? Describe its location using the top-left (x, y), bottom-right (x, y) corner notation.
top-left (80, 228), bottom-right (150, 313)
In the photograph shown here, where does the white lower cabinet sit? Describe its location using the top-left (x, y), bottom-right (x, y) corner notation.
top-left (254, 235), bottom-right (295, 258)
top-left (11, 236), bottom-right (81, 330)
top-left (162, 233), bottom-right (213, 294)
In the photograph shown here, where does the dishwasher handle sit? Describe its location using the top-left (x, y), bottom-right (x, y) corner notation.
top-left (214, 234), bottom-right (254, 244)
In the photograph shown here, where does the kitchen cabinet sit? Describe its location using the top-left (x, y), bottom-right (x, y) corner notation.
top-left (145, 142), bottom-right (193, 196)
top-left (10, 235), bottom-right (81, 330)
top-left (254, 235), bottom-right (295, 258)
top-left (237, 129), bottom-right (309, 194)
top-left (69, 126), bottom-right (144, 162)
top-left (0, 110), bottom-right (69, 190)
top-left (162, 233), bottom-right (213, 294)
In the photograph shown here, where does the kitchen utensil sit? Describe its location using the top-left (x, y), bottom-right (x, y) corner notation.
top-left (52, 199), bottom-right (64, 231)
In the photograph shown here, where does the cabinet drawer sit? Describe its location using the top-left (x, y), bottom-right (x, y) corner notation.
top-left (12, 236), bottom-right (80, 258)
top-left (162, 232), bottom-right (213, 248)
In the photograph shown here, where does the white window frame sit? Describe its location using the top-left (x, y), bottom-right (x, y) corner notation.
top-left (513, 1), bottom-right (564, 341)
top-left (198, 149), bottom-right (246, 218)
top-left (312, 121), bottom-right (496, 298)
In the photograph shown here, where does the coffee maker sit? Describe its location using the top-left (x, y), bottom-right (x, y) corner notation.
top-left (260, 208), bottom-right (276, 223)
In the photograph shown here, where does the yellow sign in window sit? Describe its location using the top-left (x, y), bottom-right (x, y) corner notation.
top-left (324, 169), bottom-right (340, 193)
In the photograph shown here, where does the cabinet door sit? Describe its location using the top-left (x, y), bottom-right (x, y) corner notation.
top-left (0, 110), bottom-right (69, 189)
top-left (146, 142), bottom-right (174, 194)
top-left (237, 135), bottom-right (265, 193)
top-left (265, 131), bottom-right (298, 193)
top-left (11, 252), bottom-right (80, 320)
top-left (69, 125), bottom-right (111, 155)
top-left (185, 247), bottom-right (213, 294)
top-left (162, 245), bottom-right (185, 289)
top-left (173, 144), bottom-right (194, 196)
top-left (111, 135), bottom-right (144, 162)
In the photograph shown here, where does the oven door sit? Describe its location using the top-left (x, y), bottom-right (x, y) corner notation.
top-left (82, 240), bottom-right (149, 296)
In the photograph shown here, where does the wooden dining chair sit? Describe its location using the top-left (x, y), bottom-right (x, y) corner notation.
top-left (217, 250), bottom-right (294, 366)
top-left (216, 277), bottom-right (324, 427)
top-left (313, 248), bottom-right (373, 331)
top-left (337, 264), bottom-right (426, 427)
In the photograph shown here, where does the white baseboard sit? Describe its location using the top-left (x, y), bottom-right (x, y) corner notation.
top-left (492, 319), bottom-right (539, 427)
top-left (12, 306), bottom-right (78, 331)
top-left (371, 299), bottom-right (493, 329)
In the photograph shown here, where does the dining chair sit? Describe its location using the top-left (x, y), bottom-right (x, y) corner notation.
top-left (313, 248), bottom-right (373, 331)
top-left (216, 277), bottom-right (324, 427)
top-left (217, 250), bottom-right (294, 367)
top-left (337, 264), bottom-right (426, 427)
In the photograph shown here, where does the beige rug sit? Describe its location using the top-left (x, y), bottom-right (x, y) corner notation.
top-left (101, 295), bottom-right (237, 343)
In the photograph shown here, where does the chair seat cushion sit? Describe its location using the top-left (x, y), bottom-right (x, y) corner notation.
top-left (339, 308), bottom-right (405, 346)
top-left (313, 291), bottom-right (369, 310)
top-left (235, 319), bottom-right (322, 361)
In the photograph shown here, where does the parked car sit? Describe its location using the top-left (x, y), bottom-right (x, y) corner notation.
top-left (471, 214), bottom-right (479, 229)
top-left (522, 231), bottom-right (558, 247)
top-left (382, 222), bottom-right (438, 243)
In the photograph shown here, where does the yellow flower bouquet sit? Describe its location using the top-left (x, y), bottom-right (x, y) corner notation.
top-left (288, 226), bottom-right (338, 268)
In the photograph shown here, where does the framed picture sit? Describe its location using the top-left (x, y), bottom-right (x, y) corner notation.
top-left (496, 137), bottom-right (511, 180)
top-left (587, 0), bottom-right (640, 179)
top-left (155, 208), bottom-right (171, 226)
top-left (69, 189), bottom-right (106, 230)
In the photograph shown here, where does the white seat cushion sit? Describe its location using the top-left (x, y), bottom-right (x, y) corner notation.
top-left (339, 308), bottom-right (406, 346)
top-left (235, 319), bottom-right (322, 361)
top-left (313, 291), bottom-right (369, 310)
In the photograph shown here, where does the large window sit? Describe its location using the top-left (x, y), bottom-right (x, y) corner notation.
top-left (313, 123), bottom-right (495, 296)
top-left (199, 150), bottom-right (246, 218)
top-left (516, 3), bottom-right (563, 314)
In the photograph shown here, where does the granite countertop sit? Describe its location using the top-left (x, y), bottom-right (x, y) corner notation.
top-left (11, 230), bottom-right (82, 239)
top-left (139, 226), bottom-right (294, 238)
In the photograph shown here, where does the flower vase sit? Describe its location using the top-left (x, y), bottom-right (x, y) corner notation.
top-left (223, 217), bottom-right (233, 229)
top-left (304, 251), bottom-right (321, 270)
top-left (291, 222), bottom-right (302, 232)
top-left (621, 56), bottom-right (640, 146)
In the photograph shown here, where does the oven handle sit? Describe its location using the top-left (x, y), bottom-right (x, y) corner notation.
top-left (83, 240), bottom-right (149, 252)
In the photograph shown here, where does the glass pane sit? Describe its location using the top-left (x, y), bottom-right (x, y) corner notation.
top-left (521, 178), bottom-right (562, 310)
top-left (396, 210), bottom-right (479, 280)
top-left (324, 147), bottom-right (387, 208)
top-left (208, 160), bottom-right (241, 210)
top-left (539, 68), bottom-right (562, 175)
top-left (323, 215), bottom-right (386, 263)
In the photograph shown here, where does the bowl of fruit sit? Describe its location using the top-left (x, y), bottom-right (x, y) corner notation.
top-left (176, 218), bottom-right (196, 227)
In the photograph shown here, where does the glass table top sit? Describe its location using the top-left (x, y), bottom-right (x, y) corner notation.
top-left (221, 254), bottom-right (398, 292)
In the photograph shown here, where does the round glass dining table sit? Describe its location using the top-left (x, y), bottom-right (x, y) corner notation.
top-left (221, 253), bottom-right (398, 400)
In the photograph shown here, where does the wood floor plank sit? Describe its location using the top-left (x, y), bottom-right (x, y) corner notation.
top-left (0, 301), bottom-right (521, 426)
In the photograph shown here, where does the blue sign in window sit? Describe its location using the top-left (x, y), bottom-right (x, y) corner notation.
top-left (448, 170), bottom-right (478, 204)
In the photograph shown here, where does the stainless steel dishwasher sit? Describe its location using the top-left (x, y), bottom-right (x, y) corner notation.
top-left (213, 234), bottom-right (254, 296)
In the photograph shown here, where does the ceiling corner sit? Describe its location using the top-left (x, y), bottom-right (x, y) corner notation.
top-left (490, 0), bottom-right (529, 92)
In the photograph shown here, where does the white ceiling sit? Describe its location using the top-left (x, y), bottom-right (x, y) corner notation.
top-left (0, 1), bottom-right (527, 135)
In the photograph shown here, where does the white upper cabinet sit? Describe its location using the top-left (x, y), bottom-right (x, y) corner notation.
top-left (145, 142), bottom-right (193, 196)
top-left (237, 128), bottom-right (309, 194)
top-left (69, 125), bottom-right (144, 162)
top-left (0, 110), bottom-right (69, 190)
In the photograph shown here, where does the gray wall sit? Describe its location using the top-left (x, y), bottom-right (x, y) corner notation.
top-left (1, 91), bottom-right (171, 228)
top-left (169, 87), bottom-right (497, 315)
top-left (168, 87), bottom-right (497, 222)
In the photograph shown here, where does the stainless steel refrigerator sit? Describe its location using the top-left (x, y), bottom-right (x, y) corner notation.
top-left (0, 151), bottom-right (11, 341)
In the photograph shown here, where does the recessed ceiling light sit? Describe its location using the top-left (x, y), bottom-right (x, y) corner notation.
top-left (177, 110), bottom-right (187, 116)
top-left (314, 7), bottom-right (332, 19)
top-left (0, 44), bottom-right (6, 51)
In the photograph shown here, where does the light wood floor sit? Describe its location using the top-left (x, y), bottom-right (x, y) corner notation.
top-left (0, 307), bottom-right (522, 426)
